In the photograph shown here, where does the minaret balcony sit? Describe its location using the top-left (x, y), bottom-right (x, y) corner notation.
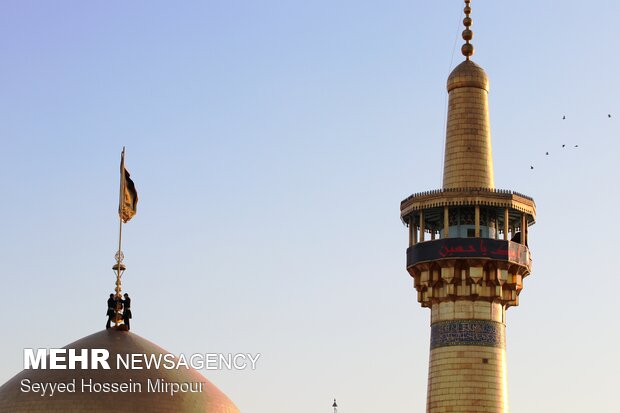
top-left (400, 187), bottom-right (536, 220)
top-left (400, 188), bottom-right (536, 254)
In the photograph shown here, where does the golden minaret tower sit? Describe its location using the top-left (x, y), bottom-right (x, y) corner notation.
top-left (400, 1), bottom-right (536, 412)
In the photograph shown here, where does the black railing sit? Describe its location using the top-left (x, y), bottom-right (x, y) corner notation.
top-left (400, 187), bottom-right (534, 205)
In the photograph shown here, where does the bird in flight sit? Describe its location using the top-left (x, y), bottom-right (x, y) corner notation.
top-left (609, 114), bottom-right (612, 118)
top-left (562, 144), bottom-right (566, 148)
top-left (562, 115), bottom-right (566, 120)
top-left (546, 152), bottom-right (549, 155)
top-left (530, 166), bottom-right (534, 170)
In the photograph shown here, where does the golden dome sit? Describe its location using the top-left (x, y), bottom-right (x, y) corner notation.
top-left (0, 329), bottom-right (240, 413)
top-left (447, 60), bottom-right (489, 92)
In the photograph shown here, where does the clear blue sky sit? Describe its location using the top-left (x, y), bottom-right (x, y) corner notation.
top-left (1, 1), bottom-right (619, 412)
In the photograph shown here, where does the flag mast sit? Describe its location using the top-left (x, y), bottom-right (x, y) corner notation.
top-left (113, 147), bottom-right (127, 326)
top-left (112, 146), bottom-right (137, 328)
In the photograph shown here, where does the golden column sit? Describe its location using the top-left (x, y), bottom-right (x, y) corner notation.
top-left (400, 2), bottom-right (536, 412)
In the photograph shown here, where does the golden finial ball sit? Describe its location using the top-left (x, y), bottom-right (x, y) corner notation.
top-left (461, 43), bottom-right (474, 57)
top-left (463, 17), bottom-right (472, 27)
top-left (464, 6), bottom-right (471, 15)
top-left (462, 29), bottom-right (473, 41)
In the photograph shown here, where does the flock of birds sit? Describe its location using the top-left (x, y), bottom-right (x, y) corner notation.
top-left (529, 113), bottom-right (613, 170)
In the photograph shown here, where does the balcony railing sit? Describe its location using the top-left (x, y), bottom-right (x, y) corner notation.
top-left (401, 187), bottom-right (534, 206)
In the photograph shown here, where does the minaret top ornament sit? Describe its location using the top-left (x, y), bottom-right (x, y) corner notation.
top-left (462, 0), bottom-right (474, 59)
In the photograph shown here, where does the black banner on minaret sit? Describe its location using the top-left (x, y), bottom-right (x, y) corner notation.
top-left (407, 238), bottom-right (530, 269)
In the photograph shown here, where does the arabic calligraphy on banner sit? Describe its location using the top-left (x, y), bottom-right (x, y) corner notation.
top-left (407, 238), bottom-right (531, 268)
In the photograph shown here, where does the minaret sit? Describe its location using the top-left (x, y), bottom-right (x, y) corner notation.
top-left (400, 1), bottom-right (536, 412)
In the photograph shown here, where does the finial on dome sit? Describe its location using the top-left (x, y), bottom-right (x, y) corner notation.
top-left (461, 0), bottom-right (474, 60)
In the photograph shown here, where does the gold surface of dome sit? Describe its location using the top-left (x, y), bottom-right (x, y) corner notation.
top-left (0, 330), bottom-right (241, 413)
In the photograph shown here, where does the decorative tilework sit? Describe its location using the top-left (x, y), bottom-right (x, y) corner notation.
top-left (430, 319), bottom-right (505, 349)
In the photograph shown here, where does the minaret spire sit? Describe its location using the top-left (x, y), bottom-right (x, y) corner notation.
top-left (462, 0), bottom-right (474, 60)
top-left (442, 0), bottom-right (494, 189)
top-left (332, 399), bottom-right (338, 413)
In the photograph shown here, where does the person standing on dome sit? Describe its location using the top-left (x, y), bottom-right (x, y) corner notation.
top-left (106, 294), bottom-right (117, 329)
top-left (122, 293), bottom-right (132, 330)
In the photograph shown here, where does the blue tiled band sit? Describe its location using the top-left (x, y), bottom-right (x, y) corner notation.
top-left (430, 319), bottom-right (505, 349)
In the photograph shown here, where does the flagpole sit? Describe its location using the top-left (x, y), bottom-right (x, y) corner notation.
top-left (114, 147), bottom-right (126, 326)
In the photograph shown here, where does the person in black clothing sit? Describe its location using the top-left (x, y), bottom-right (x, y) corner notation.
top-left (106, 294), bottom-right (117, 329)
top-left (122, 293), bottom-right (132, 330)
